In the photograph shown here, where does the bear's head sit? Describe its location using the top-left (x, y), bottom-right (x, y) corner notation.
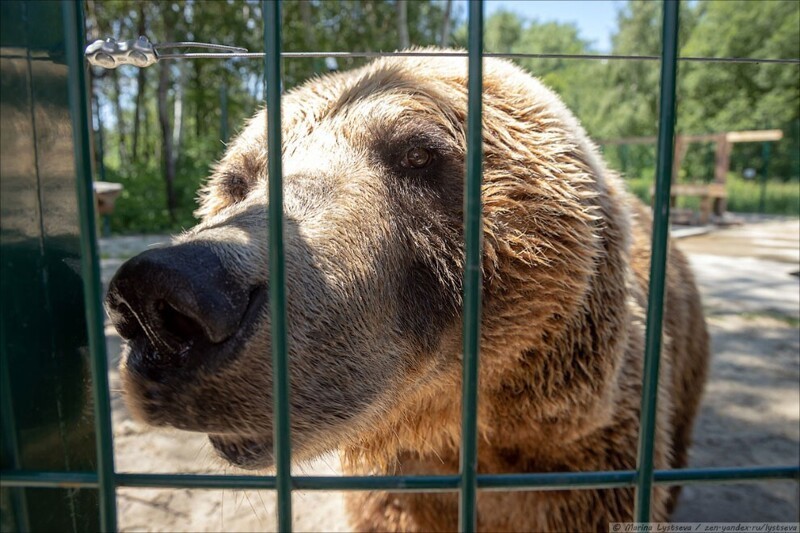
top-left (106, 53), bottom-right (631, 470)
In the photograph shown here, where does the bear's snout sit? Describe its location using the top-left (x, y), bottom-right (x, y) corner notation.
top-left (106, 243), bottom-right (263, 380)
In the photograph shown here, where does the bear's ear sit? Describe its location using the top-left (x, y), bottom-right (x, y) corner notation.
top-left (194, 163), bottom-right (234, 219)
top-left (195, 149), bottom-right (265, 218)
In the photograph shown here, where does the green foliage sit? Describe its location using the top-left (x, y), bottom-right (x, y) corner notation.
top-left (725, 176), bottom-right (800, 216)
top-left (475, 10), bottom-right (524, 53)
top-left (455, 9), bottom-right (609, 134)
top-left (105, 157), bottom-right (207, 234)
top-left (487, 0), bottom-right (799, 189)
top-left (679, 0), bottom-right (800, 180)
top-left (88, 0), bottom-right (453, 234)
top-left (89, 0), bottom-right (799, 234)
top-left (283, 1), bottom-right (454, 87)
top-left (624, 173), bottom-right (800, 216)
top-left (624, 176), bottom-right (654, 205)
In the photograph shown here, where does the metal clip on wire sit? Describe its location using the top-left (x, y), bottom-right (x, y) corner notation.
top-left (85, 36), bottom-right (248, 69)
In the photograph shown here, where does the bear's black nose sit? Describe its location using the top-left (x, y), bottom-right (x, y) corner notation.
top-left (105, 244), bottom-right (251, 369)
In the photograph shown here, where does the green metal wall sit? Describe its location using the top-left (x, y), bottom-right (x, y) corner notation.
top-left (0, 1), bottom-right (99, 530)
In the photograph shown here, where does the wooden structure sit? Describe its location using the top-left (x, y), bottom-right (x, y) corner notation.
top-left (653, 182), bottom-right (727, 225)
top-left (93, 181), bottom-right (123, 236)
top-left (93, 181), bottom-right (123, 215)
top-left (605, 130), bottom-right (783, 224)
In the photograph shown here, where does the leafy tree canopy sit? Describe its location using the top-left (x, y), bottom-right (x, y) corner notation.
top-left (87, 0), bottom-right (799, 233)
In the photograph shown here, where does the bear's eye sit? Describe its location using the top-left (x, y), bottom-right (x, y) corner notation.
top-left (401, 147), bottom-right (433, 169)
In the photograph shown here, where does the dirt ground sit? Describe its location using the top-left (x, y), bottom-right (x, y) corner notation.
top-left (100, 216), bottom-right (800, 532)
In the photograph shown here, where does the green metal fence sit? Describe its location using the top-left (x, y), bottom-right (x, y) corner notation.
top-left (1, 0), bottom-right (799, 532)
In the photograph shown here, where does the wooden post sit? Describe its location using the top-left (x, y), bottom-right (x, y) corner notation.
top-left (672, 135), bottom-right (686, 184)
top-left (713, 133), bottom-right (730, 215)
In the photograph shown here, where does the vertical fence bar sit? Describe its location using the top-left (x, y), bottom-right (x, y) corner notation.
top-left (0, 323), bottom-right (30, 532)
top-left (634, 0), bottom-right (680, 523)
top-left (459, 1), bottom-right (483, 531)
top-left (62, 0), bottom-right (118, 530)
top-left (263, 1), bottom-right (293, 531)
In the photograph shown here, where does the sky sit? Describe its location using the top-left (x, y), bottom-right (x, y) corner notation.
top-left (483, 0), bottom-right (625, 52)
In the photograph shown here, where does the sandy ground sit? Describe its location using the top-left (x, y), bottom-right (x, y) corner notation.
top-left (100, 217), bottom-right (800, 532)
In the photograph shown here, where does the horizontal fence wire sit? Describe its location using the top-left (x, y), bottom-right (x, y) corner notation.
top-left (2, 466), bottom-right (798, 490)
top-left (154, 51), bottom-right (800, 64)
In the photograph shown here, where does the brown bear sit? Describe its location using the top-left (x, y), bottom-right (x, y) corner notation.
top-left (106, 52), bottom-right (710, 532)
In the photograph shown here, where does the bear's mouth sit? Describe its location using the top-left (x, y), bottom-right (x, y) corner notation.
top-left (209, 434), bottom-right (274, 470)
top-left (119, 286), bottom-right (269, 432)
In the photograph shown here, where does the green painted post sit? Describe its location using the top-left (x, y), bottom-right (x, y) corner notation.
top-left (91, 89), bottom-right (107, 183)
top-left (634, 0), bottom-right (680, 523)
top-left (459, 1), bottom-right (484, 532)
top-left (220, 79), bottom-right (229, 144)
top-left (623, 144), bottom-right (629, 175)
top-left (263, 1), bottom-right (293, 531)
top-left (63, 1), bottom-right (118, 530)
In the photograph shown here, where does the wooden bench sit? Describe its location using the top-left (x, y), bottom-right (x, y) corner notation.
top-left (93, 181), bottom-right (123, 235)
top-left (606, 129), bottom-right (783, 226)
top-left (93, 181), bottom-right (123, 215)
top-left (650, 182), bottom-right (727, 225)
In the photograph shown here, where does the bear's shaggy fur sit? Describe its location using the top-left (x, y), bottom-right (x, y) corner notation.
top-left (109, 52), bottom-right (709, 532)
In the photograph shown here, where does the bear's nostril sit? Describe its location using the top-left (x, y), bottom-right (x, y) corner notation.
top-left (156, 300), bottom-right (206, 346)
top-left (106, 244), bottom-right (253, 372)
top-left (110, 300), bottom-right (146, 341)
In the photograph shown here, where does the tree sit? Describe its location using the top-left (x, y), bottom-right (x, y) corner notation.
top-left (397, 0), bottom-right (410, 49)
top-left (157, 3), bottom-right (178, 221)
top-left (282, 1), bottom-right (452, 86)
top-left (456, 11), bottom-right (605, 137)
top-left (483, 10), bottom-right (523, 53)
top-left (132, 1), bottom-right (147, 162)
top-left (86, 0), bottom-right (798, 233)
top-left (679, 0), bottom-right (799, 179)
top-left (440, 0), bottom-right (453, 47)
top-left (85, 0), bottom-right (458, 232)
